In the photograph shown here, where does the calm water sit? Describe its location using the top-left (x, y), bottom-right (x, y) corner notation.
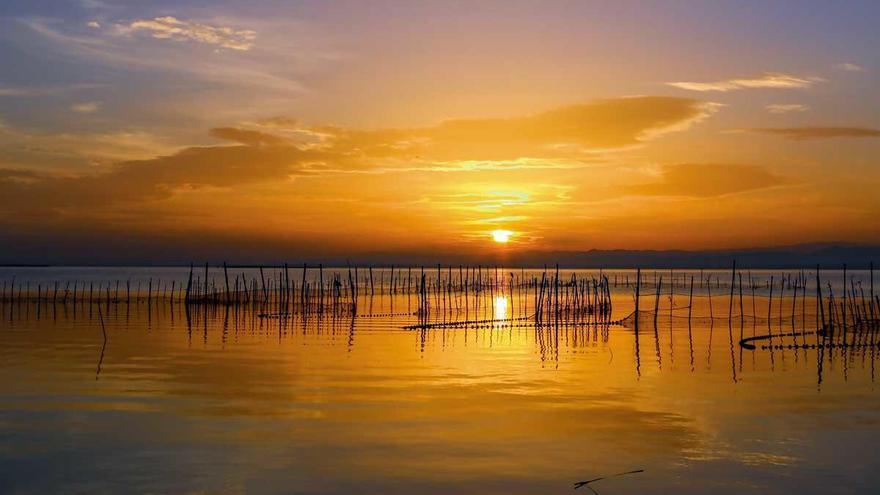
top-left (1, 268), bottom-right (879, 494)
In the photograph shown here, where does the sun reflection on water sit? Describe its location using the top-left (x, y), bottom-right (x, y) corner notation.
top-left (493, 295), bottom-right (509, 323)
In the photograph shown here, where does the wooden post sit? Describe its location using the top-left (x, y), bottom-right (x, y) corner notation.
top-left (728, 260), bottom-right (736, 322)
top-left (871, 261), bottom-right (875, 320)
top-left (738, 273), bottom-right (744, 322)
top-left (687, 275), bottom-right (694, 322)
top-left (634, 268), bottom-right (641, 317)
top-left (816, 266), bottom-right (824, 329)
top-left (284, 263), bottom-right (290, 307)
top-left (828, 285), bottom-right (835, 337)
top-left (319, 264), bottom-right (324, 309)
top-left (301, 263), bottom-right (308, 311)
top-left (554, 264), bottom-right (560, 320)
top-left (653, 276), bottom-right (662, 327)
top-left (779, 276), bottom-right (784, 328)
top-left (707, 276), bottom-right (713, 318)
top-left (842, 263), bottom-right (847, 328)
top-left (537, 267), bottom-right (547, 321)
top-left (185, 263), bottom-right (193, 303)
top-left (223, 262), bottom-right (230, 305)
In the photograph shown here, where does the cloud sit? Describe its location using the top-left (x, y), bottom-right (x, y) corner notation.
top-left (0, 96), bottom-right (717, 216)
top-left (70, 101), bottom-right (101, 113)
top-left (0, 144), bottom-right (315, 211)
top-left (0, 83), bottom-right (102, 98)
top-left (22, 17), bottom-right (305, 96)
top-left (209, 127), bottom-right (290, 146)
top-left (667, 73), bottom-right (823, 92)
top-left (742, 127), bottom-right (880, 140)
top-left (765, 103), bottom-right (809, 114)
top-left (255, 117), bottom-right (301, 129)
top-left (0, 122), bottom-right (180, 165)
top-left (834, 62), bottom-right (864, 72)
top-left (118, 16), bottom-right (256, 51)
top-left (0, 168), bottom-right (42, 182)
top-left (627, 164), bottom-right (788, 197)
top-left (81, 0), bottom-right (116, 10)
top-left (312, 96), bottom-right (718, 161)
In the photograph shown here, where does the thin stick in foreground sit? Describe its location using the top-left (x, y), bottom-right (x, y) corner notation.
top-left (95, 303), bottom-right (108, 379)
top-left (574, 469), bottom-right (644, 492)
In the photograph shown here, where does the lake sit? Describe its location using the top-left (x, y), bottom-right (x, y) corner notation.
top-left (1, 267), bottom-right (878, 494)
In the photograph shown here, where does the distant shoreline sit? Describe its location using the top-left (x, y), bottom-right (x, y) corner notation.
top-left (0, 264), bottom-right (876, 270)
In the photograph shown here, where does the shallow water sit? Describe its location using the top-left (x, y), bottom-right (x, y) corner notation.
top-left (1, 268), bottom-right (879, 494)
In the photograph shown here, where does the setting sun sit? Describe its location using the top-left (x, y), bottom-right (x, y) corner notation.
top-left (491, 230), bottom-right (513, 243)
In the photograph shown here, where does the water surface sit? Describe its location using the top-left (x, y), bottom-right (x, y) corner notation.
top-left (1, 268), bottom-right (878, 494)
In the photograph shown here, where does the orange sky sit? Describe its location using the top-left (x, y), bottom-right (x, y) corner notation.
top-left (1, 1), bottom-right (879, 261)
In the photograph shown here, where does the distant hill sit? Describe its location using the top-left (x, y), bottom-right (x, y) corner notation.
top-left (1, 235), bottom-right (878, 268)
top-left (346, 243), bottom-right (880, 269)
top-left (500, 243), bottom-right (880, 269)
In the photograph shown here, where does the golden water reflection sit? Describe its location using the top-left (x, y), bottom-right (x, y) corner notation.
top-left (493, 295), bottom-right (509, 321)
top-left (1, 282), bottom-right (879, 494)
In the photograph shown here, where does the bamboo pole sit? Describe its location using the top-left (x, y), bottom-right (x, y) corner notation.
top-left (185, 263), bottom-right (193, 303)
top-left (687, 275), bottom-right (694, 322)
top-left (728, 260), bottom-right (736, 322)
top-left (871, 261), bottom-right (875, 321)
top-left (223, 262), bottom-right (230, 305)
top-left (653, 276), bottom-right (662, 327)
top-left (817, 266), bottom-right (825, 330)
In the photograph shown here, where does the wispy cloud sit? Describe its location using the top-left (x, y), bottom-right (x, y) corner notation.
top-left (0, 121), bottom-right (179, 166)
top-left (667, 73), bottom-right (823, 92)
top-left (834, 62), bottom-right (864, 72)
top-left (741, 127), bottom-right (880, 140)
top-left (627, 164), bottom-right (788, 197)
top-left (306, 96), bottom-right (719, 161)
top-left (209, 127), bottom-right (289, 146)
top-left (765, 103), bottom-right (809, 114)
top-left (21, 17), bottom-right (307, 97)
top-left (70, 101), bottom-right (101, 113)
top-left (0, 83), bottom-right (102, 98)
top-left (117, 16), bottom-right (256, 51)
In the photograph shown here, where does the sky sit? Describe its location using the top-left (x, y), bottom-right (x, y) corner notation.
top-left (0, 0), bottom-right (879, 263)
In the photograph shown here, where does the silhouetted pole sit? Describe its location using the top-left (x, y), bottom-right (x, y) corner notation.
top-left (185, 263), bottom-right (193, 303)
top-left (842, 263), bottom-right (847, 328)
top-left (816, 266), bottom-right (824, 329)
top-left (688, 275), bottom-right (694, 322)
top-left (728, 260), bottom-right (736, 323)
top-left (634, 267), bottom-right (641, 321)
top-left (223, 262), bottom-right (230, 305)
top-left (653, 276), bottom-right (662, 327)
top-left (871, 262), bottom-right (875, 320)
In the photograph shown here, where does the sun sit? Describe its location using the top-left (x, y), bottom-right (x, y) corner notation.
top-left (491, 229), bottom-right (513, 243)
